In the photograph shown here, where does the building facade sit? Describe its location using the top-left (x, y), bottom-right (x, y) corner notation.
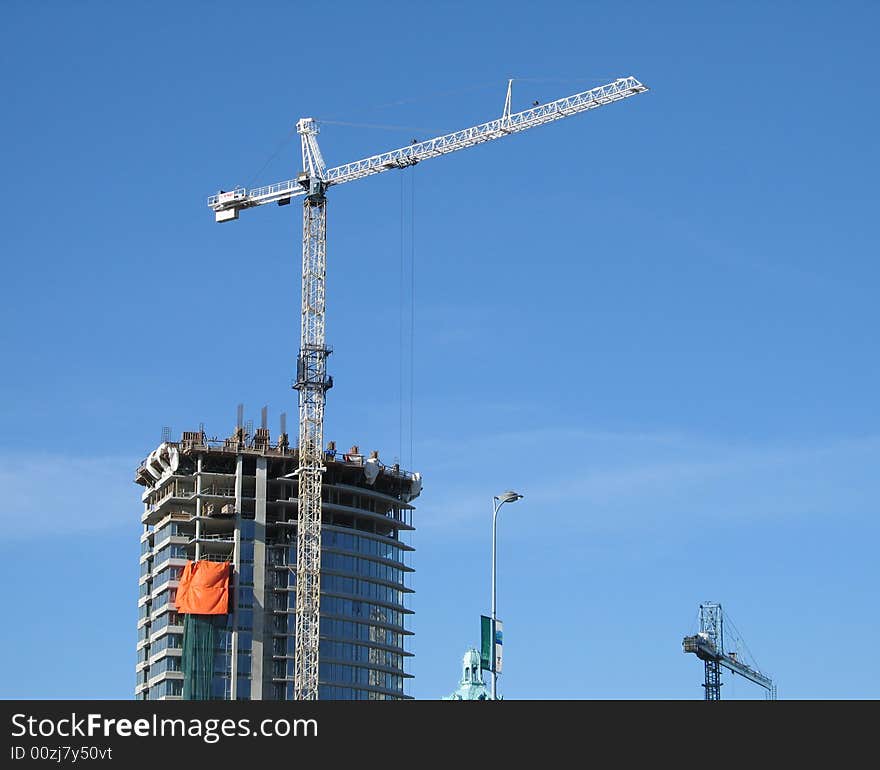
top-left (135, 424), bottom-right (421, 700)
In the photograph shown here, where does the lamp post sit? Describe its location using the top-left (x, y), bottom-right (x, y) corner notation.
top-left (491, 489), bottom-right (522, 700)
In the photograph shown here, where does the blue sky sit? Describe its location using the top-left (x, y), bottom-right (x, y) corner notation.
top-left (1, 0), bottom-right (877, 699)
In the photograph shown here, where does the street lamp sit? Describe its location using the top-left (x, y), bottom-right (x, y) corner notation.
top-left (491, 489), bottom-right (522, 700)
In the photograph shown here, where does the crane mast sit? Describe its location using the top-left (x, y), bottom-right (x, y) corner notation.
top-left (208, 76), bottom-right (648, 700)
top-left (291, 120), bottom-right (331, 698)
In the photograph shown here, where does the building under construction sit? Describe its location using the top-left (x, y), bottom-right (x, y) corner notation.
top-left (134, 414), bottom-right (422, 700)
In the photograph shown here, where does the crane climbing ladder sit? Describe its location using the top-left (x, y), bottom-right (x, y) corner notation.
top-left (208, 75), bottom-right (649, 699)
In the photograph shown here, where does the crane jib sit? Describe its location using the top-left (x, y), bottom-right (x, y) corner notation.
top-left (206, 75), bottom-right (647, 216)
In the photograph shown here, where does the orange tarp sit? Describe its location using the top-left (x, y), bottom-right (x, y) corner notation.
top-left (174, 560), bottom-right (230, 615)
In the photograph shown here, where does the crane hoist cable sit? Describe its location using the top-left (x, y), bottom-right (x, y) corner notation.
top-left (409, 166), bottom-right (415, 469)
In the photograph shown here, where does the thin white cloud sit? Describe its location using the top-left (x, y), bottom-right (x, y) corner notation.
top-left (4, 431), bottom-right (875, 545)
top-left (414, 430), bottom-right (880, 535)
top-left (0, 453), bottom-right (140, 539)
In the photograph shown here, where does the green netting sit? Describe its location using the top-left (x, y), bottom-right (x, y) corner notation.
top-left (182, 614), bottom-right (216, 700)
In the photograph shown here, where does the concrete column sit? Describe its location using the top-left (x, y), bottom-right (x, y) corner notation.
top-left (251, 456), bottom-right (267, 699)
top-left (230, 454), bottom-right (243, 700)
top-left (195, 455), bottom-right (202, 561)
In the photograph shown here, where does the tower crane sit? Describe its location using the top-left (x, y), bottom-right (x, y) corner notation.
top-left (683, 602), bottom-right (777, 700)
top-left (207, 75), bottom-right (649, 700)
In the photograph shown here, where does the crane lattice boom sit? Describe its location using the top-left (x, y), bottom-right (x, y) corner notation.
top-left (208, 75), bottom-right (648, 700)
top-left (208, 76), bottom-right (648, 217)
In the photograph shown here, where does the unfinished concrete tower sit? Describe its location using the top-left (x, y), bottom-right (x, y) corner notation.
top-left (134, 417), bottom-right (422, 700)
